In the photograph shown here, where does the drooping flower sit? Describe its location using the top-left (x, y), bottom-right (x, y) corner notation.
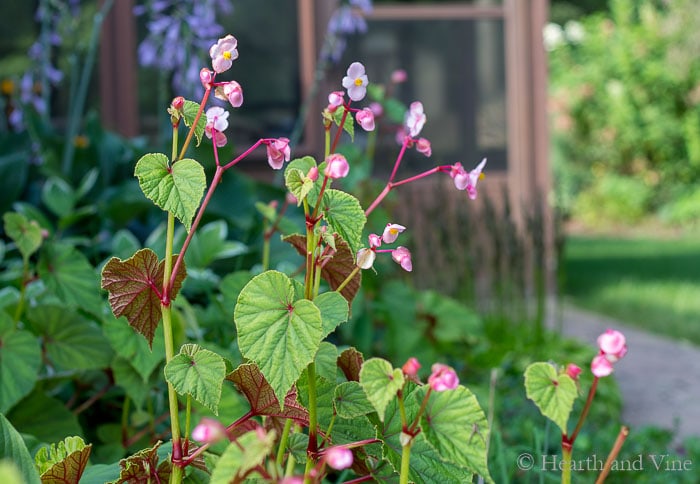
top-left (402, 357), bottom-right (421, 378)
top-left (465, 158), bottom-right (487, 200)
top-left (382, 223), bottom-right (405, 244)
top-left (591, 354), bottom-right (614, 377)
top-left (356, 108), bottom-right (375, 131)
top-left (200, 68), bottom-right (214, 88)
top-left (328, 91), bottom-right (345, 112)
top-left (210, 34), bottom-right (239, 73)
top-left (416, 137), bottom-right (432, 157)
top-left (342, 62), bottom-right (369, 102)
top-left (597, 329), bottom-right (627, 361)
top-left (222, 81), bottom-right (243, 108)
top-left (191, 418), bottom-right (227, 444)
top-left (205, 106), bottom-right (229, 147)
top-left (356, 248), bottom-right (376, 269)
top-left (368, 233), bottom-right (382, 248)
top-left (405, 101), bottom-right (426, 137)
top-left (428, 363), bottom-right (459, 392)
top-left (325, 446), bottom-right (354, 470)
top-left (391, 246), bottom-right (412, 272)
top-left (324, 153), bottom-right (350, 179)
top-left (266, 138), bottom-right (291, 170)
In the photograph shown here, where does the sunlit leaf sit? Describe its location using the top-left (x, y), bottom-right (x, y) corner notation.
top-left (101, 248), bottom-right (186, 347)
top-left (321, 189), bottom-right (366, 254)
top-left (525, 362), bottom-right (577, 435)
top-left (182, 100), bottom-right (207, 147)
top-left (359, 358), bottom-right (404, 421)
top-left (134, 153), bottom-right (206, 232)
top-left (35, 436), bottom-right (91, 483)
top-left (210, 429), bottom-right (276, 484)
top-left (164, 344), bottom-right (226, 414)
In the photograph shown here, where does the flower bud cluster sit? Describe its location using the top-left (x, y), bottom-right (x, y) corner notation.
top-left (591, 329), bottom-right (627, 377)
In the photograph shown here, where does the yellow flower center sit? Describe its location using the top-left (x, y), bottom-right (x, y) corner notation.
top-left (354, 78), bottom-right (363, 86)
top-left (389, 228), bottom-right (398, 235)
top-left (223, 51), bottom-right (232, 60)
top-left (479, 173), bottom-right (485, 180)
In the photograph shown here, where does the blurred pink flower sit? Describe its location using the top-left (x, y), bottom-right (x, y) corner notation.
top-left (391, 246), bottom-right (412, 272)
top-left (428, 363), bottom-right (459, 391)
top-left (402, 357), bottom-right (421, 378)
top-left (266, 138), bottom-right (290, 170)
top-left (591, 354), bottom-right (614, 377)
top-left (405, 101), bottom-right (426, 137)
top-left (416, 137), bottom-right (431, 157)
top-left (356, 107), bottom-right (375, 131)
top-left (325, 153), bottom-right (350, 179)
top-left (325, 446), bottom-right (354, 470)
top-left (191, 418), bottom-right (227, 444)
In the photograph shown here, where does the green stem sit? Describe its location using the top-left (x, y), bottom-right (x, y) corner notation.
top-left (12, 259), bottom-right (28, 325)
top-left (262, 218), bottom-right (271, 272)
top-left (399, 440), bottom-right (412, 484)
top-left (276, 418), bottom-right (293, 469)
top-left (335, 266), bottom-right (360, 294)
top-left (304, 362), bottom-right (318, 483)
top-left (561, 445), bottom-right (572, 484)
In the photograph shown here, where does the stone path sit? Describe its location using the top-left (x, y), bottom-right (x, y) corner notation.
top-left (555, 305), bottom-right (700, 442)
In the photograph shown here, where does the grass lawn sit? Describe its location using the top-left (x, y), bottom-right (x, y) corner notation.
top-left (563, 235), bottom-right (700, 346)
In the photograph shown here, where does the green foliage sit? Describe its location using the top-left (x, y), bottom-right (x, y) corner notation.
top-left (550, 0), bottom-right (700, 225)
top-left (181, 101), bottom-right (207, 147)
top-left (210, 429), bottom-right (276, 483)
top-left (524, 362), bottom-right (578, 435)
top-left (321, 188), bottom-right (366, 254)
top-left (164, 344), bottom-right (227, 414)
top-left (34, 436), bottom-right (91, 482)
top-left (359, 358), bottom-right (404, 421)
top-left (3, 212), bottom-right (43, 261)
top-left (0, 312), bottom-right (41, 413)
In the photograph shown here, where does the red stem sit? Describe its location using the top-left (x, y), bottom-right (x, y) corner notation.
top-left (330, 103), bottom-right (351, 154)
top-left (568, 376), bottom-right (599, 445)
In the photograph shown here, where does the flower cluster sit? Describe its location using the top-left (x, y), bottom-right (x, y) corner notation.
top-left (324, 62), bottom-right (376, 134)
top-left (591, 329), bottom-right (627, 377)
top-left (356, 223), bottom-right (412, 272)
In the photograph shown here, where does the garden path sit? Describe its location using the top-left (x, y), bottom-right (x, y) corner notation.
top-left (555, 305), bottom-right (700, 443)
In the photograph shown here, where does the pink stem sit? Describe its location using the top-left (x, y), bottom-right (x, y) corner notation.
top-left (389, 136), bottom-right (411, 183)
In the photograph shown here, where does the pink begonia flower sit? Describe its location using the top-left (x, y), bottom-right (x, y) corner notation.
top-left (328, 91), bottom-right (345, 112)
top-left (324, 153), bottom-right (350, 179)
top-left (223, 81), bottom-right (244, 108)
top-left (191, 418), bottom-right (227, 444)
top-left (416, 137), bottom-right (432, 157)
top-left (342, 62), bottom-right (369, 102)
top-left (368, 233), bottom-right (382, 248)
top-left (369, 102), bottom-right (383, 117)
top-left (597, 329), bottom-right (627, 360)
top-left (209, 34), bottom-right (239, 73)
top-left (205, 107), bottom-right (229, 147)
top-left (591, 354), bottom-right (614, 377)
top-left (405, 101), bottom-right (426, 137)
top-left (307, 166), bottom-right (319, 181)
top-left (382, 223), bottom-right (406, 244)
top-left (325, 446), bottom-right (354, 470)
top-left (566, 363), bottom-right (582, 381)
top-left (200, 68), bottom-right (213, 88)
top-left (450, 163), bottom-right (469, 190)
top-left (402, 357), bottom-right (421, 378)
top-left (466, 158), bottom-right (487, 200)
top-left (428, 363), bottom-right (459, 392)
top-left (356, 248), bottom-right (376, 269)
top-left (280, 478), bottom-right (303, 484)
top-left (286, 192), bottom-right (298, 205)
top-left (391, 69), bottom-right (407, 83)
top-left (356, 108), bottom-right (375, 131)
top-left (391, 246), bottom-right (412, 272)
top-left (266, 138), bottom-right (291, 170)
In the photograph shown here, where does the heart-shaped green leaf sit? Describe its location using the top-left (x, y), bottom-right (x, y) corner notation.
top-left (314, 291), bottom-right (349, 338)
top-left (0, 312), bottom-right (41, 413)
top-left (321, 189), bottom-right (366, 254)
top-left (359, 357), bottom-right (404, 421)
top-left (101, 248), bottom-right (186, 347)
top-left (333, 107), bottom-right (354, 141)
top-left (234, 270), bottom-right (323, 403)
top-left (164, 344), bottom-right (226, 414)
top-left (210, 429), bottom-right (276, 484)
top-left (417, 385), bottom-right (492, 482)
top-left (334, 381), bottom-right (373, 419)
top-left (135, 153), bottom-right (206, 232)
top-left (3, 212), bottom-right (43, 261)
top-left (285, 168), bottom-right (314, 206)
top-left (103, 313), bottom-right (165, 382)
top-left (182, 100), bottom-right (207, 147)
top-left (525, 362), bottom-right (578, 435)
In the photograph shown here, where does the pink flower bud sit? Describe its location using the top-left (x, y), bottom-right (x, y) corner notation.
top-left (307, 166), bottom-right (319, 181)
top-left (391, 246), bottom-right (412, 272)
top-left (200, 68), bottom-right (214, 88)
top-left (391, 69), bottom-right (407, 83)
top-left (266, 137), bottom-right (291, 170)
top-left (286, 192), bottom-right (298, 205)
top-left (328, 91), bottom-right (345, 112)
top-left (428, 363), bottom-right (459, 392)
top-left (356, 108), bottom-right (375, 131)
top-left (382, 223), bottom-right (406, 244)
top-left (591, 354), bottom-right (614, 377)
top-left (565, 363), bottom-right (582, 381)
top-left (191, 418), bottom-right (227, 444)
top-left (405, 101), bottom-right (426, 137)
top-left (368, 233), bottom-right (382, 248)
top-left (171, 96), bottom-right (185, 110)
top-left (597, 329), bottom-right (626, 359)
top-left (223, 81), bottom-right (244, 108)
top-left (280, 478), bottom-right (303, 484)
top-left (402, 357), bottom-right (421, 378)
top-left (324, 153), bottom-right (349, 179)
top-left (356, 248), bottom-right (376, 269)
top-left (416, 137), bottom-right (432, 157)
top-left (325, 446), bottom-right (353, 470)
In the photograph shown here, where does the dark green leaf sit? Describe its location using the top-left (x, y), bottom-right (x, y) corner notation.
top-left (0, 413), bottom-right (41, 484)
top-left (0, 312), bottom-right (41, 413)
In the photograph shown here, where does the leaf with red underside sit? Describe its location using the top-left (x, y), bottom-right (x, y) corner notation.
top-left (109, 441), bottom-right (168, 484)
top-left (283, 233), bottom-right (361, 305)
top-left (35, 436), bottom-right (91, 484)
top-left (338, 347), bottom-right (364, 382)
top-left (227, 363), bottom-right (309, 426)
top-left (101, 248), bottom-right (186, 347)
